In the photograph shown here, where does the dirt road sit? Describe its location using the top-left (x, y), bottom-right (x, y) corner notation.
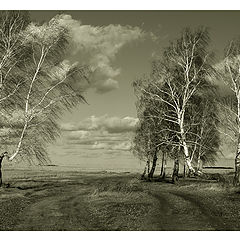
top-left (0, 170), bottom-right (240, 230)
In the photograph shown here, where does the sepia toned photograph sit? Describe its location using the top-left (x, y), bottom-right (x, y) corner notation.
top-left (1, 5), bottom-right (240, 232)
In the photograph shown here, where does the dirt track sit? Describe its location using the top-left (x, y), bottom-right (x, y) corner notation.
top-left (1, 170), bottom-right (240, 230)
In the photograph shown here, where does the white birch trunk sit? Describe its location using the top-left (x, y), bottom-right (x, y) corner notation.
top-left (179, 113), bottom-right (195, 173)
top-left (9, 121), bottom-right (28, 161)
top-left (182, 137), bottom-right (195, 172)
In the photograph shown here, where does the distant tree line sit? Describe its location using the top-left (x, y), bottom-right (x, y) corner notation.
top-left (132, 27), bottom-right (240, 185)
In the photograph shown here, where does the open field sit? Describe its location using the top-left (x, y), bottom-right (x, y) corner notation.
top-left (1, 168), bottom-right (240, 231)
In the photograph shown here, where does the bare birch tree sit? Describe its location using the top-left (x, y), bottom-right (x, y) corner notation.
top-left (217, 39), bottom-right (240, 185)
top-left (143, 28), bottom-right (214, 175)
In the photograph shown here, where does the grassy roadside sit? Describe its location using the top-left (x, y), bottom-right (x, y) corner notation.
top-left (1, 169), bottom-right (240, 230)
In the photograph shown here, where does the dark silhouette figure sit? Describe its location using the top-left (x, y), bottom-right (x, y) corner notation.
top-left (0, 152), bottom-right (8, 187)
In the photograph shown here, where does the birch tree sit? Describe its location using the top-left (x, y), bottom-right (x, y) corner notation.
top-left (133, 76), bottom-right (179, 180)
top-left (0, 15), bottom-right (90, 165)
top-left (132, 119), bottom-right (157, 179)
top-left (186, 93), bottom-right (220, 171)
top-left (146, 28), bottom-right (214, 175)
top-left (132, 79), bottom-right (160, 179)
top-left (217, 39), bottom-right (240, 185)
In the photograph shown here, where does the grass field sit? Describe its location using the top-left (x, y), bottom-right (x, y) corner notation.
top-left (1, 168), bottom-right (240, 230)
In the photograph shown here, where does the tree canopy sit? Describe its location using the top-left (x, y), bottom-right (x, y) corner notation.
top-left (0, 11), bottom-right (91, 164)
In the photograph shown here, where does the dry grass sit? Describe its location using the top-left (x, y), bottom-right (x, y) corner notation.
top-left (1, 168), bottom-right (240, 230)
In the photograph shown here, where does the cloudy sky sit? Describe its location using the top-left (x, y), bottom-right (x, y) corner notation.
top-left (28, 11), bottom-right (240, 170)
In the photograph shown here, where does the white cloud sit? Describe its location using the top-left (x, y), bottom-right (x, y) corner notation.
top-left (59, 122), bottom-right (77, 131)
top-left (56, 14), bottom-right (145, 93)
top-left (92, 142), bottom-right (109, 150)
top-left (96, 78), bottom-right (119, 94)
top-left (60, 115), bottom-right (139, 133)
top-left (67, 130), bottom-right (91, 139)
top-left (111, 141), bottom-right (131, 151)
top-left (91, 140), bottom-right (131, 151)
top-left (59, 115), bottom-right (137, 152)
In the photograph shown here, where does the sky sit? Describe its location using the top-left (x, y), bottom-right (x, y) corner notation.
top-left (24, 10), bottom-right (240, 170)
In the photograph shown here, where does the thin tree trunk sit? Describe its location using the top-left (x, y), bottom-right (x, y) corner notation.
top-left (160, 152), bottom-right (164, 176)
top-left (184, 165), bottom-right (191, 178)
top-left (141, 160), bottom-right (148, 179)
top-left (147, 159), bottom-right (150, 176)
top-left (0, 167), bottom-right (2, 187)
top-left (183, 162), bottom-right (186, 178)
top-left (234, 134), bottom-right (240, 185)
top-left (197, 157), bottom-right (203, 172)
top-left (172, 158), bottom-right (179, 184)
top-left (0, 154), bottom-right (4, 187)
top-left (149, 149), bottom-right (158, 178)
top-left (9, 121), bottom-right (28, 161)
top-left (197, 123), bottom-right (204, 172)
top-left (160, 151), bottom-right (166, 179)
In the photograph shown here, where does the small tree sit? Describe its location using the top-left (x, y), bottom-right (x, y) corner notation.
top-left (133, 77), bottom-right (160, 179)
top-left (132, 119), bottom-right (156, 179)
top-left (133, 75), bottom-right (179, 180)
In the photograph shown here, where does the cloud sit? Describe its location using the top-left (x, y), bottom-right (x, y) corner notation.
top-left (59, 115), bottom-right (137, 152)
top-left (111, 141), bottom-right (131, 151)
top-left (67, 133), bottom-right (128, 144)
top-left (95, 78), bottom-right (119, 94)
top-left (61, 131), bottom-right (131, 152)
top-left (92, 142), bottom-right (109, 150)
top-left (60, 115), bottom-right (138, 133)
top-left (91, 141), bottom-right (131, 151)
top-left (56, 14), bottom-right (145, 93)
top-left (66, 130), bottom-right (91, 140)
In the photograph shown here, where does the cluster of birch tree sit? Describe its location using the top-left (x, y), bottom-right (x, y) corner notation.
top-left (0, 11), bottom-right (90, 168)
top-left (133, 27), bottom-right (240, 185)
